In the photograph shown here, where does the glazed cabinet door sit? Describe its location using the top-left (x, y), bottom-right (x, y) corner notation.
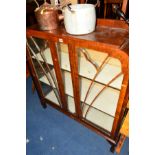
top-left (26, 35), bottom-right (128, 139)
top-left (26, 36), bottom-right (76, 114)
top-left (69, 44), bottom-right (128, 138)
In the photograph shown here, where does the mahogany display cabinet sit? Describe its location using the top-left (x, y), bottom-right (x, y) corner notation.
top-left (26, 19), bottom-right (129, 152)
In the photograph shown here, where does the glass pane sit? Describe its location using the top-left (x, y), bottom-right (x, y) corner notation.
top-left (67, 96), bottom-right (75, 113)
top-left (80, 77), bottom-right (120, 117)
top-left (76, 47), bottom-right (124, 132)
top-left (83, 104), bottom-right (114, 132)
top-left (26, 37), bottom-right (61, 107)
top-left (56, 42), bottom-right (75, 114)
top-left (77, 48), bottom-right (123, 89)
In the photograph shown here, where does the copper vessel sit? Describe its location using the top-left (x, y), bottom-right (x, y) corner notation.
top-left (35, 2), bottom-right (63, 30)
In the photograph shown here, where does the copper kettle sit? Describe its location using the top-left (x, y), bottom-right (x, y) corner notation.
top-left (34, 2), bottom-right (63, 30)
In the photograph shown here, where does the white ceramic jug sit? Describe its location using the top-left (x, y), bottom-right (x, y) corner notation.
top-left (63, 4), bottom-right (96, 35)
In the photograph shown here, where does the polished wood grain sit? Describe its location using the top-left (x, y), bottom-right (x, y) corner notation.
top-left (27, 19), bottom-right (128, 50)
top-left (49, 41), bottom-right (68, 110)
top-left (68, 42), bottom-right (82, 118)
top-left (26, 19), bottom-right (129, 150)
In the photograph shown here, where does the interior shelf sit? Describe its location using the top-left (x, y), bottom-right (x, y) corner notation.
top-left (39, 69), bottom-right (57, 88)
top-left (45, 89), bottom-right (60, 106)
top-left (39, 70), bottom-right (120, 117)
top-left (82, 104), bottom-right (114, 132)
top-left (31, 58), bottom-right (54, 79)
top-left (61, 93), bottom-right (114, 132)
top-left (79, 74), bottom-right (120, 117)
top-left (45, 90), bottom-right (114, 133)
top-left (45, 90), bottom-right (75, 114)
top-left (33, 48), bottom-right (123, 90)
top-left (55, 92), bottom-right (114, 132)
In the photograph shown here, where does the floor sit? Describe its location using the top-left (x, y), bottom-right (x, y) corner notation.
top-left (26, 77), bottom-right (129, 155)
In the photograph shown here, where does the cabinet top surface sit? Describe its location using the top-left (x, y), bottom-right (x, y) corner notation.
top-left (27, 19), bottom-right (129, 53)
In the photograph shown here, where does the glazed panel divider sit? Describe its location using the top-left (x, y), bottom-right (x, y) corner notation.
top-left (68, 42), bottom-right (82, 118)
top-left (26, 47), bottom-right (46, 108)
top-left (48, 41), bottom-right (68, 110)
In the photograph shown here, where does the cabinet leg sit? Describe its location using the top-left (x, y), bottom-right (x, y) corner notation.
top-left (110, 144), bottom-right (116, 153)
top-left (32, 81), bottom-right (35, 93)
top-left (42, 103), bottom-right (47, 109)
top-left (41, 99), bottom-right (47, 109)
